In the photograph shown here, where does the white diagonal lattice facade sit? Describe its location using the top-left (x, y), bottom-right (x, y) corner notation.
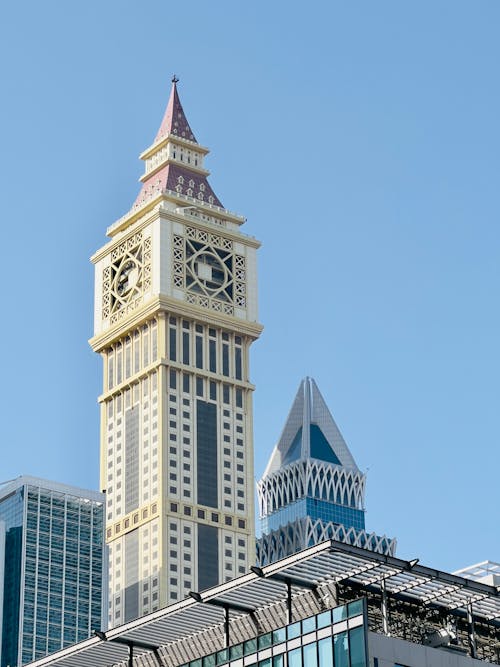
top-left (257, 378), bottom-right (396, 564)
top-left (257, 459), bottom-right (365, 518)
top-left (256, 517), bottom-right (396, 565)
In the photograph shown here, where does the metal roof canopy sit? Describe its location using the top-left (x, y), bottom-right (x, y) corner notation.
top-left (27, 540), bottom-right (500, 667)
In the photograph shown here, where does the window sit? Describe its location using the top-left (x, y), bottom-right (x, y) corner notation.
top-left (195, 336), bottom-right (203, 369)
top-left (303, 643), bottom-right (317, 667)
top-left (349, 627), bottom-right (366, 667)
top-left (169, 327), bottom-right (177, 361)
top-left (334, 632), bottom-right (349, 667)
top-left (222, 344), bottom-right (229, 375)
top-left (209, 340), bottom-right (216, 372)
top-left (236, 389), bottom-right (243, 407)
top-left (169, 370), bottom-right (177, 389)
top-left (288, 648), bottom-right (302, 667)
top-left (235, 347), bottom-right (242, 380)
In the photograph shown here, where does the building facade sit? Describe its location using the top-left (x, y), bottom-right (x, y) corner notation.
top-left (0, 476), bottom-right (105, 667)
top-left (256, 378), bottom-right (395, 565)
top-left (90, 79), bottom-right (262, 627)
top-left (25, 540), bottom-right (500, 667)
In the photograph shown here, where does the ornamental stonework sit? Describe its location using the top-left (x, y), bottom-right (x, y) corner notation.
top-left (102, 232), bottom-right (152, 325)
top-left (172, 226), bottom-right (246, 316)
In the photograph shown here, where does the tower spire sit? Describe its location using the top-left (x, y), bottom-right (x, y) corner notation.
top-left (262, 377), bottom-right (359, 478)
top-left (154, 75), bottom-right (197, 144)
top-left (133, 78), bottom-right (223, 210)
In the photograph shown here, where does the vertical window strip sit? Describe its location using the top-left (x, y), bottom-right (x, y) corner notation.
top-left (134, 332), bottom-right (140, 373)
top-left (108, 353), bottom-right (114, 390)
top-left (125, 339), bottom-right (132, 379)
top-left (209, 339), bottom-right (216, 373)
top-left (143, 328), bottom-right (150, 366)
top-left (151, 322), bottom-right (158, 360)
top-left (116, 347), bottom-right (122, 384)
top-left (169, 327), bottom-right (177, 362)
top-left (183, 332), bottom-right (190, 365)
top-left (195, 336), bottom-right (203, 369)
top-left (235, 388), bottom-right (243, 408)
top-left (235, 347), bottom-right (242, 380)
top-left (222, 343), bottom-right (229, 376)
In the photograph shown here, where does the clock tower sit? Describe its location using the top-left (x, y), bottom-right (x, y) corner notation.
top-left (90, 78), bottom-right (262, 627)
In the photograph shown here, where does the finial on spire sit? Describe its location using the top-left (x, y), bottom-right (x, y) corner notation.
top-left (171, 75), bottom-right (179, 84)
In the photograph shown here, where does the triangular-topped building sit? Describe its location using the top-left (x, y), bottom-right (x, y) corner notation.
top-left (256, 378), bottom-right (396, 565)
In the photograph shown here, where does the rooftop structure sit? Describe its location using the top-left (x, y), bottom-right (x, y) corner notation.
top-left (24, 539), bottom-right (500, 667)
top-left (257, 378), bottom-right (395, 564)
top-left (454, 562), bottom-right (500, 587)
top-left (0, 476), bottom-right (105, 667)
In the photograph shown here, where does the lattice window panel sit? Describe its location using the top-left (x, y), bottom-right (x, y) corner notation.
top-left (102, 232), bottom-right (151, 324)
top-left (172, 228), bottom-right (246, 314)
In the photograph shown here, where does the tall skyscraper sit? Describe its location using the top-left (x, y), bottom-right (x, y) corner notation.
top-left (256, 378), bottom-right (395, 565)
top-left (90, 78), bottom-right (262, 626)
top-left (0, 476), bottom-right (105, 667)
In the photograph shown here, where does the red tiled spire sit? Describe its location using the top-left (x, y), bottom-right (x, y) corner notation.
top-left (133, 77), bottom-right (223, 210)
top-left (154, 76), bottom-right (197, 144)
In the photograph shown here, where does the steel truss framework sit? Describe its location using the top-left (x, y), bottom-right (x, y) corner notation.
top-left (27, 540), bottom-right (500, 667)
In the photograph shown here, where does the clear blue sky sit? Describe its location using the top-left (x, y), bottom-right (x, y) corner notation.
top-left (0, 1), bottom-right (498, 574)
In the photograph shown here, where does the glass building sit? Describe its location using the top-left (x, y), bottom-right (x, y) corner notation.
top-left (257, 378), bottom-right (395, 565)
top-left (0, 476), bottom-right (105, 666)
top-left (179, 600), bottom-right (368, 667)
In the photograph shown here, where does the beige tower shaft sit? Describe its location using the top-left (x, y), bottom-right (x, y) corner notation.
top-left (90, 79), bottom-right (262, 627)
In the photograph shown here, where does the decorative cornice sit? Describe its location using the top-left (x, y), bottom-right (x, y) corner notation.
top-left (90, 295), bottom-right (263, 352)
top-left (92, 201), bottom-right (259, 266)
top-left (140, 134), bottom-right (209, 161)
top-left (139, 158), bottom-right (210, 183)
top-left (97, 358), bottom-right (255, 403)
top-left (105, 191), bottom-right (246, 239)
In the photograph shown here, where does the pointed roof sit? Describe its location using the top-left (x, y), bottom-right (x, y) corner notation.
top-left (154, 76), bottom-right (197, 143)
top-left (133, 77), bottom-right (223, 210)
top-left (262, 377), bottom-right (360, 478)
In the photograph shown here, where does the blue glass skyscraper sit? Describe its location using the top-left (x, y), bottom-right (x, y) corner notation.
top-left (256, 378), bottom-right (395, 565)
top-left (0, 476), bottom-right (106, 666)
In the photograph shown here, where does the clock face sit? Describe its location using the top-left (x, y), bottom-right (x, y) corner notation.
top-left (185, 241), bottom-right (233, 302)
top-left (171, 227), bottom-right (247, 315)
top-left (191, 251), bottom-right (228, 294)
top-left (101, 231), bottom-right (152, 324)
top-left (110, 250), bottom-right (143, 312)
top-left (116, 260), bottom-right (139, 296)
